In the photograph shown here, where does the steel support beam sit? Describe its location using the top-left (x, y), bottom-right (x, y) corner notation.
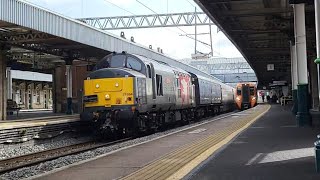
top-left (293, 3), bottom-right (311, 126)
top-left (315, 0), bottom-right (320, 110)
top-left (220, 8), bottom-right (293, 16)
top-left (291, 43), bottom-right (298, 114)
top-left (6, 67), bottom-right (12, 100)
top-left (77, 12), bottom-right (214, 30)
top-left (65, 58), bottom-right (73, 115)
top-left (0, 49), bottom-right (6, 120)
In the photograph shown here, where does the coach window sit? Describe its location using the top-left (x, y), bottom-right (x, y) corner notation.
top-left (237, 87), bottom-right (241, 95)
top-left (126, 56), bottom-right (142, 71)
top-left (156, 74), bottom-right (163, 96)
top-left (147, 65), bottom-right (152, 78)
top-left (176, 77), bottom-right (180, 87)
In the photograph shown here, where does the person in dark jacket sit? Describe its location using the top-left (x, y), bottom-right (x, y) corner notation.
top-left (266, 95), bottom-right (270, 103)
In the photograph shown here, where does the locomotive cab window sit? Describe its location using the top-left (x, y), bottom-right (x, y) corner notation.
top-left (156, 74), bottom-right (163, 96)
top-left (110, 55), bottom-right (126, 67)
top-left (237, 87), bottom-right (241, 95)
top-left (93, 54), bottom-right (126, 70)
top-left (126, 57), bottom-right (142, 71)
top-left (249, 87), bottom-right (255, 95)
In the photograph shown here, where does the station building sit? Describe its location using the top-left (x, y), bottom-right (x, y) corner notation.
top-left (9, 70), bottom-right (53, 110)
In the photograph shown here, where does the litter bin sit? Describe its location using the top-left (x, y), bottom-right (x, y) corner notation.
top-left (315, 139), bottom-right (320, 173)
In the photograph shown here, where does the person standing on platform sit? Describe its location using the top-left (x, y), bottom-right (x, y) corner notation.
top-left (266, 95), bottom-right (270, 103)
top-left (262, 94), bottom-right (265, 102)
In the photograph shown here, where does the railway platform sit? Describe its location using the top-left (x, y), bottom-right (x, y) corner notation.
top-left (25, 104), bottom-right (283, 180)
top-left (29, 104), bottom-right (320, 180)
top-left (189, 104), bottom-right (320, 180)
top-left (0, 114), bottom-right (82, 143)
top-left (6, 109), bottom-right (57, 121)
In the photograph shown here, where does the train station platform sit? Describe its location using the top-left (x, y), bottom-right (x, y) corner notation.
top-left (6, 110), bottom-right (62, 121)
top-left (31, 104), bottom-right (320, 180)
top-left (0, 114), bottom-right (82, 143)
top-left (189, 105), bottom-right (320, 180)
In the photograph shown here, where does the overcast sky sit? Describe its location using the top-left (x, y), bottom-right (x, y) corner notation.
top-left (24, 0), bottom-right (242, 59)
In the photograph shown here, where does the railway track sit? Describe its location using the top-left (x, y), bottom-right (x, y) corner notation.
top-left (0, 138), bottom-right (131, 174)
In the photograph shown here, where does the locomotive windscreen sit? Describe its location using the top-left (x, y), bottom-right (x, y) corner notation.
top-left (93, 54), bottom-right (126, 70)
top-left (92, 53), bottom-right (146, 75)
top-left (242, 85), bottom-right (250, 103)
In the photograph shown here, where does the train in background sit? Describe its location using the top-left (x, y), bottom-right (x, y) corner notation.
top-left (80, 52), bottom-right (235, 136)
top-left (235, 83), bottom-right (257, 110)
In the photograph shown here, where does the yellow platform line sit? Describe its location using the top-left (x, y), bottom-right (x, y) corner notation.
top-left (122, 108), bottom-right (266, 180)
top-left (121, 105), bottom-right (270, 180)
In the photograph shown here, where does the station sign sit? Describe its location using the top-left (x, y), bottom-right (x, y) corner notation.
top-left (267, 64), bottom-right (274, 71)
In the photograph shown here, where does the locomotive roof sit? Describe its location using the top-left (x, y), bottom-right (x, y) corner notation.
top-left (127, 53), bottom-right (234, 89)
top-left (132, 54), bottom-right (190, 76)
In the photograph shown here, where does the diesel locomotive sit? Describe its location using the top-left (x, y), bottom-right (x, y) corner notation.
top-left (235, 83), bottom-right (257, 110)
top-left (80, 52), bottom-right (235, 135)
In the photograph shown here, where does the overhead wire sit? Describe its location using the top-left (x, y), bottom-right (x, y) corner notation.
top-left (135, 0), bottom-right (212, 49)
top-left (102, 0), bottom-right (221, 55)
top-left (103, 0), bottom-right (135, 15)
top-left (184, 0), bottom-right (195, 8)
top-left (182, 0), bottom-right (223, 57)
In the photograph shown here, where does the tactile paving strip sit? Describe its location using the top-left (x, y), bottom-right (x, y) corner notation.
top-left (121, 105), bottom-right (271, 180)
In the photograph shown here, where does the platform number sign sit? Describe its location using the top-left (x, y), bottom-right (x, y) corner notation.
top-left (267, 64), bottom-right (274, 71)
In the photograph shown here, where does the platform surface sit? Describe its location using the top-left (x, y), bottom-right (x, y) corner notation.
top-left (188, 105), bottom-right (320, 180)
top-left (0, 113), bottom-right (79, 130)
top-left (6, 110), bottom-right (64, 121)
top-left (34, 105), bottom-right (270, 180)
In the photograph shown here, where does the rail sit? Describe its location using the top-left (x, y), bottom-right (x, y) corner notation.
top-left (0, 138), bottom-right (131, 174)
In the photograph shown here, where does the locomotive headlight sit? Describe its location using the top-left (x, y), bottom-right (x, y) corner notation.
top-left (236, 97), bottom-right (240, 101)
top-left (105, 94), bottom-right (110, 100)
top-left (252, 97), bottom-right (256, 100)
top-left (115, 83), bottom-right (119, 87)
top-left (95, 84), bottom-right (100, 89)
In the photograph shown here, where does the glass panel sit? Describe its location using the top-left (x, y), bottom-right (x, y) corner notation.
top-left (94, 55), bottom-right (111, 70)
top-left (147, 65), bottom-right (151, 78)
top-left (127, 57), bottom-right (142, 71)
top-left (237, 87), bottom-right (241, 95)
top-left (250, 87), bottom-right (255, 95)
top-left (110, 55), bottom-right (126, 67)
top-left (156, 74), bottom-right (163, 96)
top-left (94, 54), bottom-right (126, 70)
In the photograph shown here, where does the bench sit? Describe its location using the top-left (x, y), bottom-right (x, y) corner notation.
top-left (7, 99), bottom-right (21, 116)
